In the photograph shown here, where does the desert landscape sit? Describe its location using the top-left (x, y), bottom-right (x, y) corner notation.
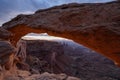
top-left (0, 0), bottom-right (120, 80)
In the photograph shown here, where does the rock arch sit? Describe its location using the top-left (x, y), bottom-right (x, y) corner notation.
top-left (7, 25), bottom-right (120, 67)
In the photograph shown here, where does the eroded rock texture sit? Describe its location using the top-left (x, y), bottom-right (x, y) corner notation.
top-left (2, 1), bottom-right (120, 66)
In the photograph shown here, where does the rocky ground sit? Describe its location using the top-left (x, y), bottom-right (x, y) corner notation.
top-left (0, 70), bottom-right (80, 80)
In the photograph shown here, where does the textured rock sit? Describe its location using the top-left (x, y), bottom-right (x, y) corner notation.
top-left (2, 71), bottom-right (80, 80)
top-left (0, 27), bottom-right (14, 70)
top-left (0, 41), bottom-right (15, 63)
top-left (2, 1), bottom-right (120, 66)
top-left (0, 27), bottom-right (13, 40)
top-left (0, 40), bottom-right (15, 70)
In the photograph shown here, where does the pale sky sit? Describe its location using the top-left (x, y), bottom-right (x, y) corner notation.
top-left (0, 0), bottom-right (115, 26)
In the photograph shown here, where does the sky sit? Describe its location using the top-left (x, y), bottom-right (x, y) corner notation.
top-left (0, 0), bottom-right (115, 26)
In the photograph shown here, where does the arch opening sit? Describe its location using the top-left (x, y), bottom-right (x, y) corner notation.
top-left (15, 32), bottom-right (120, 79)
top-left (17, 33), bottom-right (119, 78)
top-left (8, 25), bottom-right (120, 67)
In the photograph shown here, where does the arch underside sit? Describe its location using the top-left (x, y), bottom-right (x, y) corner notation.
top-left (8, 25), bottom-right (120, 66)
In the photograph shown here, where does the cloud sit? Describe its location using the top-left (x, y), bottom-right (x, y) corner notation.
top-left (0, 0), bottom-right (115, 26)
top-left (0, 11), bottom-right (34, 26)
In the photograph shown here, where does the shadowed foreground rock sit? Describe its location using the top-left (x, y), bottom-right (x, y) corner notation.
top-left (2, 1), bottom-right (120, 66)
top-left (0, 41), bottom-right (15, 69)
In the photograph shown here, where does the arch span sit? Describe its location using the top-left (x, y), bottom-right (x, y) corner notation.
top-left (8, 25), bottom-right (120, 66)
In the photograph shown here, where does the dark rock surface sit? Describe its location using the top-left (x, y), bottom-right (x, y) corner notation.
top-left (0, 40), bottom-right (15, 69)
top-left (0, 27), bottom-right (13, 40)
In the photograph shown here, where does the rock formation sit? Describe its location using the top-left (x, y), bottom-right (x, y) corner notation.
top-left (0, 26), bottom-right (16, 70)
top-left (2, 1), bottom-right (120, 66)
top-left (0, 41), bottom-right (15, 70)
top-left (0, 1), bottom-right (120, 80)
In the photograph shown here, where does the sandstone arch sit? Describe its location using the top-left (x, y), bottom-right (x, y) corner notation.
top-left (7, 25), bottom-right (120, 67)
top-left (2, 1), bottom-right (120, 67)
